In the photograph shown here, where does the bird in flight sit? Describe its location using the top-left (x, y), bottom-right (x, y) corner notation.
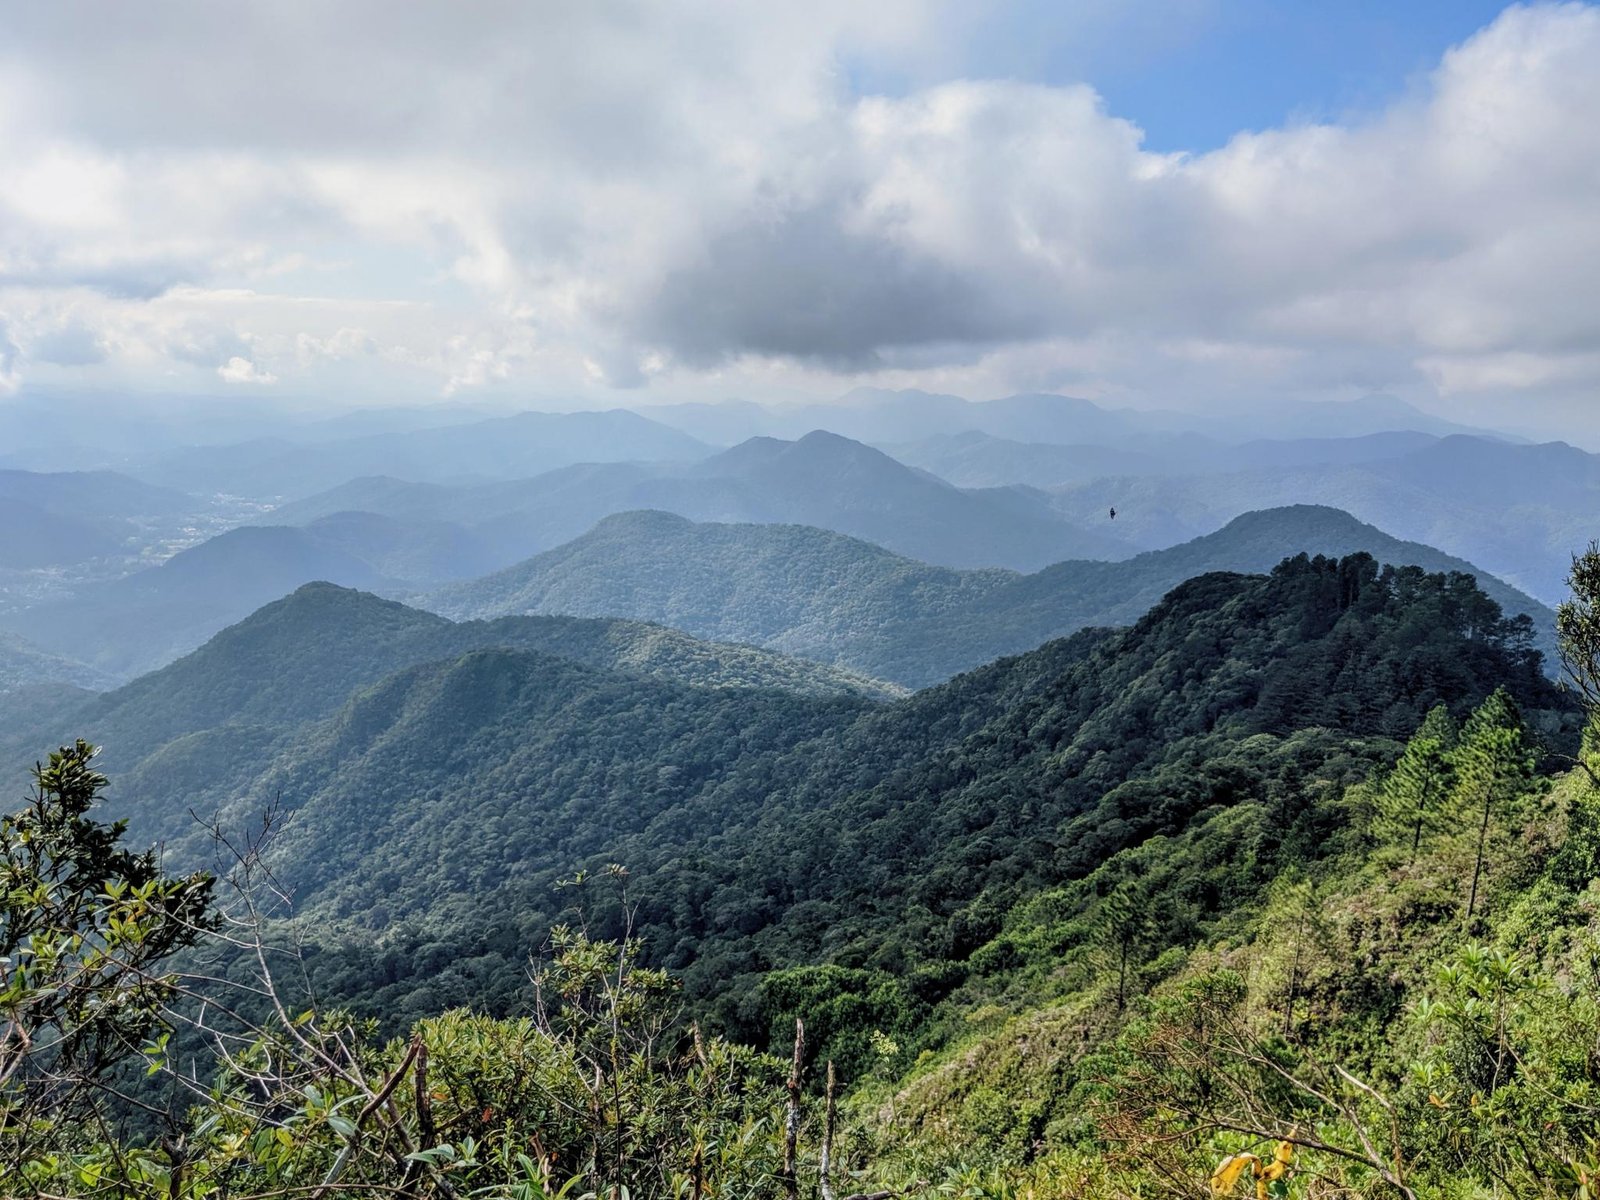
top-left (1109, 507), bottom-right (1117, 520)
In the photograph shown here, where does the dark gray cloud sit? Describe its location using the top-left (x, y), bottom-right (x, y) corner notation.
top-left (637, 203), bottom-right (1049, 369)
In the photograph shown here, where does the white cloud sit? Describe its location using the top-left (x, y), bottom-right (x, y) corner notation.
top-left (217, 356), bottom-right (277, 385)
top-left (0, 318), bottom-right (20, 393)
top-left (0, 2), bottom-right (1596, 424)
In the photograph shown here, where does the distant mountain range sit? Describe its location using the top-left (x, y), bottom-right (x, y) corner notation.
top-left (3, 428), bottom-right (1572, 686)
top-left (0, 511), bottom-right (521, 681)
top-left (424, 504), bottom-right (1555, 688)
top-left (1048, 435), bottom-right (1600, 604)
top-left (0, 421), bottom-right (1134, 682)
top-left (882, 429), bottom-right (1441, 490)
top-left (638, 388), bottom-right (1511, 447)
top-left (269, 430), bottom-right (1134, 571)
top-left (124, 408), bottom-right (711, 500)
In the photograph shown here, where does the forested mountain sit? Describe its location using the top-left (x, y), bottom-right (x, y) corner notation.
top-left (125, 408), bottom-right (711, 500)
top-left (29, 554), bottom-right (1558, 1037)
top-left (268, 429), bottom-right (1133, 570)
top-left (1051, 435), bottom-right (1600, 603)
top-left (1, 548), bottom-right (1582, 1199)
top-left (426, 504), bottom-right (1554, 688)
top-left (0, 581), bottom-right (899, 789)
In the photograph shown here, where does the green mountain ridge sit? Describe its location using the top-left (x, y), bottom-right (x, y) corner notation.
top-left (424, 503), bottom-right (1556, 688)
top-left (48, 552), bottom-right (1561, 1040)
top-left (0, 582), bottom-right (902, 831)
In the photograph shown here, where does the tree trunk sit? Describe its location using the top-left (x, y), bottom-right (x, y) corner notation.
top-left (783, 1018), bottom-right (805, 1200)
top-left (1117, 937), bottom-right (1129, 1012)
top-left (820, 1059), bottom-right (836, 1200)
top-left (1467, 786), bottom-right (1493, 920)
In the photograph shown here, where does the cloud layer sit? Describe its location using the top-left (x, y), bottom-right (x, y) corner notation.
top-left (1, 2), bottom-right (1598, 424)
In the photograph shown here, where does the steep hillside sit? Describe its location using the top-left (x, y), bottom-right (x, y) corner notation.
top-left (424, 505), bottom-right (1555, 688)
top-left (0, 582), bottom-right (901, 819)
top-left (65, 553), bottom-right (1563, 1031)
top-left (1, 551), bottom-right (1577, 1199)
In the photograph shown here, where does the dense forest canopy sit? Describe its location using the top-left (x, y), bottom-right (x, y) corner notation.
top-left (1, 547), bottom-right (1592, 1199)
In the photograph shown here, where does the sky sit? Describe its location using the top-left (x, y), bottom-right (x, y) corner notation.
top-left (1, 1), bottom-right (1597, 434)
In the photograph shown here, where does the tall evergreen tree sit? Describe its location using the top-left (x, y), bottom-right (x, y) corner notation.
top-left (1378, 704), bottom-right (1458, 861)
top-left (1097, 878), bottom-right (1154, 1013)
top-left (1450, 689), bottom-right (1535, 921)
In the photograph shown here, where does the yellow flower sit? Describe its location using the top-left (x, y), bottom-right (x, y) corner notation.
top-left (1210, 1153), bottom-right (1259, 1193)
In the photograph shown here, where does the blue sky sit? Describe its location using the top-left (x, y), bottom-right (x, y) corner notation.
top-left (1087, 1), bottom-right (1517, 150)
top-left (850, 1), bottom-right (1521, 151)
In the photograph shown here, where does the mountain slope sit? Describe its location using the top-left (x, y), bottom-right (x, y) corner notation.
top-left (103, 552), bottom-right (1564, 1028)
top-left (424, 510), bottom-right (1015, 665)
top-left (902, 503), bottom-right (1560, 683)
top-left (0, 582), bottom-right (901, 820)
top-left (0, 498), bottom-right (124, 568)
top-left (666, 431), bottom-right (1131, 568)
top-left (0, 468), bottom-right (195, 520)
top-left (0, 526), bottom-right (394, 679)
top-left (424, 505), bottom-right (1555, 688)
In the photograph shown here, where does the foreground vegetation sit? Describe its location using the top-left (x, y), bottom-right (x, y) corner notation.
top-left (5, 550), bottom-right (1600, 1196)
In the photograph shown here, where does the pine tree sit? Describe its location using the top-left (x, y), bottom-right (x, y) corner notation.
top-left (1378, 704), bottom-right (1458, 862)
top-left (1450, 689), bottom-right (1535, 921)
top-left (1098, 879), bottom-right (1154, 1012)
